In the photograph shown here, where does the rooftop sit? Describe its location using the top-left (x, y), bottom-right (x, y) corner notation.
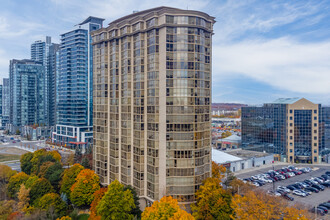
top-left (226, 149), bottom-right (270, 159)
top-left (212, 148), bottom-right (242, 164)
top-left (78, 16), bottom-right (105, 26)
top-left (219, 134), bottom-right (241, 143)
top-left (269, 97), bottom-right (302, 104)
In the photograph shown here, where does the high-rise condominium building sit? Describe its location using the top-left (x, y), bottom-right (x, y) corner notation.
top-left (31, 36), bottom-right (59, 126)
top-left (2, 78), bottom-right (10, 127)
top-left (9, 59), bottom-right (44, 127)
top-left (242, 98), bottom-right (329, 163)
top-left (92, 7), bottom-right (215, 207)
top-left (52, 17), bottom-right (104, 149)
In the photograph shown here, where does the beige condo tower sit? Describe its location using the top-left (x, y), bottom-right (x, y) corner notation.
top-left (92, 6), bottom-right (215, 208)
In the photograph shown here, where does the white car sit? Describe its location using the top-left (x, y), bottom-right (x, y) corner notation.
top-left (288, 172), bottom-right (295, 177)
top-left (277, 186), bottom-right (290, 193)
top-left (293, 190), bottom-right (307, 197)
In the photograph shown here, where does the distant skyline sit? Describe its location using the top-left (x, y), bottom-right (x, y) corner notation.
top-left (0, 0), bottom-right (329, 105)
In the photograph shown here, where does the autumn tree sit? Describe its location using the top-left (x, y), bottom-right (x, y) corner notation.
top-left (0, 200), bottom-right (17, 219)
top-left (89, 188), bottom-right (107, 220)
top-left (20, 152), bottom-right (33, 175)
top-left (231, 189), bottom-right (288, 220)
top-left (7, 172), bottom-right (29, 198)
top-left (37, 193), bottom-right (67, 217)
top-left (29, 177), bottom-right (54, 205)
top-left (57, 216), bottom-right (72, 220)
top-left (221, 131), bottom-right (232, 139)
top-left (283, 205), bottom-right (311, 220)
top-left (47, 151), bottom-right (62, 162)
top-left (0, 164), bottom-right (16, 200)
top-left (191, 177), bottom-right (233, 220)
top-left (95, 180), bottom-right (135, 219)
top-left (17, 184), bottom-right (30, 212)
top-left (24, 175), bottom-right (39, 188)
top-left (60, 163), bottom-right (84, 201)
top-left (70, 169), bottom-right (100, 207)
top-left (142, 196), bottom-right (193, 220)
top-left (38, 161), bottom-right (55, 178)
top-left (123, 185), bottom-right (142, 218)
top-left (211, 161), bottom-right (226, 182)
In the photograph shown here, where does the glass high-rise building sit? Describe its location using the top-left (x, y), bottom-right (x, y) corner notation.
top-left (31, 36), bottom-right (59, 126)
top-left (52, 17), bottom-right (104, 149)
top-left (9, 59), bottom-right (45, 127)
top-left (2, 78), bottom-right (10, 127)
top-left (92, 7), bottom-right (215, 208)
top-left (242, 98), bottom-right (328, 164)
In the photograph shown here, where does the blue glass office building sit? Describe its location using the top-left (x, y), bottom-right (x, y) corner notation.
top-left (242, 98), bottom-right (329, 164)
top-left (31, 36), bottom-right (59, 127)
top-left (53, 17), bottom-right (104, 149)
top-left (9, 59), bottom-right (45, 127)
top-left (2, 78), bottom-right (10, 127)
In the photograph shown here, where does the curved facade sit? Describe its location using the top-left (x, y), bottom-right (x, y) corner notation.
top-left (92, 6), bottom-right (215, 208)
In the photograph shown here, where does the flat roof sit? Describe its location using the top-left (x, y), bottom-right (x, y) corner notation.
top-left (269, 97), bottom-right (301, 104)
top-left (225, 149), bottom-right (270, 159)
top-left (212, 148), bottom-right (242, 164)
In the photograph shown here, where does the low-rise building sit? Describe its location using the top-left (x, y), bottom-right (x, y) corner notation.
top-left (212, 148), bottom-right (274, 172)
top-left (215, 134), bottom-right (241, 150)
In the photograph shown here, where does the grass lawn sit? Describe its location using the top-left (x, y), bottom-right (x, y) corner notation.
top-left (0, 154), bottom-right (21, 162)
top-left (78, 214), bottom-right (90, 220)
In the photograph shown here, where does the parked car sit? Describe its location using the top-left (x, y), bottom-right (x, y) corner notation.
top-left (317, 206), bottom-right (329, 214)
top-left (287, 185), bottom-right (298, 191)
top-left (312, 184), bottom-right (325, 191)
top-left (319, 203), bottom-right (330, 209)
top-left (325, 171), bottom-right (330, 175)
top-left (310, 207), bottom-right (325, 216)
top-left (302, 189), bottom-right (312, 195)
top-left (282, 194), bottom-right (294, 201)
top-left (321, 182), bottom-right (330, 187)
top-left (305, 187), bottom-right (319, 193)
top-left (277, 186), bottom-right (290, 193)
top-left (293, 190), bottom-right (307, 197)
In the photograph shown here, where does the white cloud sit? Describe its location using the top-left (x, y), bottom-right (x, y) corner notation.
top-left (213, 37), bottom-right (330, 94)
top-left (0, 15), bottom-right (46, 39)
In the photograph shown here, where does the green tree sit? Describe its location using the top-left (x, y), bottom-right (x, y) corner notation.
top-left (60, 164), bottom-right (84, 201)
top-left (81, 157), bottom-right (91, 169)
top-left (44, 162), bottom-right (63, 190)
top-left (20, 152), bottom-right (33, 175)
top-left (29, 177), bottom-right (54, 205)
top-left (16, 129), bottom-right (20, 135)
top-left (7, 172), bottom-right (29, 198)
top-left (123, 185), bottom-right (142, 219)
top-left (24, 175), bottom-right (39, 188)
top-left (70, 169), bottom-right (100, 207)
top-left (37, 193), bottom-right (67, 217)
top-left (96, 179), bottom-right (135, 220)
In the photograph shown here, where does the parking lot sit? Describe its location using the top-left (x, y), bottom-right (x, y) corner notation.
top-left (236, 165), bottom-right (330, 208)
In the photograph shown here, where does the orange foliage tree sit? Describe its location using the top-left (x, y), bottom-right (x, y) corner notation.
top-left (231, 189), bottom-right (311, 220)
top-left (60, 163), bottom-right (84, 201)
top-left (142, 196), bottom-right (193, 220)
top-left (7, 172), bottom-right (29, 198)
top-left (70, 169), bottom-right (100, 207)
top-left (89, 188), bottom-right (107, 220)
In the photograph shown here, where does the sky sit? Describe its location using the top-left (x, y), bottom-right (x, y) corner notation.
top-left (0, 0), bottom-right (329, 105)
